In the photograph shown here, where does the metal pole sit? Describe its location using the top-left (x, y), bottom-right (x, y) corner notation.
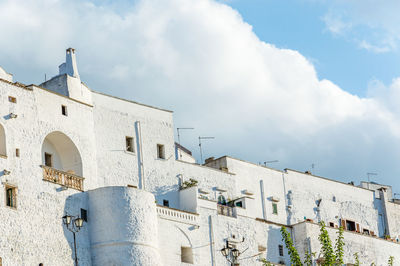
top-left (73, 231), bottom-right (78, 266)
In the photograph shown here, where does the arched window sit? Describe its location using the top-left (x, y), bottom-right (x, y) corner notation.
top-left (41, 131), bottom-right (82, 176)
top-left (218, 195), bottom-right (226, 205)
top-left (0, 124), bottom-right (6, 157)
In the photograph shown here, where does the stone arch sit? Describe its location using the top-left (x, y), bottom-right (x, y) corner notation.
top-left (41, 131), bottom-right (82, 176)
top-left (0, 123), bottom-right (6, 156)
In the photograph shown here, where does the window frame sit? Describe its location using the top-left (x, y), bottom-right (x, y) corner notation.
top-left (44, 152), bottom-right (53, 167)
top-left (272, 202), bottom-right (278, 215)
top-left (5, 185), bottom-right (17, 209)
top-left (61, 105), bottom-right (68, 116)
top-left (157, 144), bottom-right (165, 159)
top-left (125, 136), bottom-right (135, 153)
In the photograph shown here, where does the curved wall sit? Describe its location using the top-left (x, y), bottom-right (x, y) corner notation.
top-left (88, 186), bottom-right (162, 266)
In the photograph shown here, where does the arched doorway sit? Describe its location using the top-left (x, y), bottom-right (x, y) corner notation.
top-left (41, 131), bottom-right (82, 176)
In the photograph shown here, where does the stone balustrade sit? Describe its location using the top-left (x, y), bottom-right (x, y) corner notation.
top-left (156, 205), bottom-right (198, 225)
top-left (41, 165), bottom-right (84, 191)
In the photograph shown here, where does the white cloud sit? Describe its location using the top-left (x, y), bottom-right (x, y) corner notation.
top-left (0, 0), bottom-right (400, 191)
top-left (322, 0), bottom-right (400, 53)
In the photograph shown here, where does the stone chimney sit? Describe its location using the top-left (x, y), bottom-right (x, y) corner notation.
top-left (59, 48), bottom-right (80, 79)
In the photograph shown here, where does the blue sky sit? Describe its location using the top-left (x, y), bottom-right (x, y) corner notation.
top-left (0, 0), bottom-right (400, 192)
top-left (227, 0), bottom-right (400, 97)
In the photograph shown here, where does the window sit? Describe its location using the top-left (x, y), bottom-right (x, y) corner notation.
top-left (235, 201), bottom-right (243, 208)
top-left (81, 208), bottom-right (87, 222)
top-left (157, 144), bottom-right (165, 159)
top-left (181, 247), bottom-right (193, 264)
top-left (278, 245), bottom-right (284, 256)
top-left (272, 203), bottom-right (278, 214)
top-left (346, 220), bottom-right (356, 231)
top-left (61, 105), bottom-right (68, 116)
top-left (163, 199), bottom-right (169, 207)
top-left (363, 229), bottom-right (370, 235)
top-left (44, 153), bottom-right (52, 167)
top-left (217, 195), bottom-right (226, 205)
top-left (15, 149), bottom-right (20, 157)
top-left (332, 196), bottom-right (336, 202)
top-left (8, 96), bottom-right (16, 103)
top-left (6, 185), bottom-right (17, 208)
top-left (126, 137), bottom-right (134, 152)
top-left (329, 222), bottom-right (335, 227)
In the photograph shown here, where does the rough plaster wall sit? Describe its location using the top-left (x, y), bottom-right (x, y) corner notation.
top-left (0, 81), bottom-right (95, 265)
top-left (225, 158), bottom-right (287, 224)
top-left (293, 222), bottom-right (400, 265)
top-left (88, 187), bottom-right (162, 266)
top-left (284, 170), bottom-right (379, 233)
top-left (386, 201), bottom-right (400, 239)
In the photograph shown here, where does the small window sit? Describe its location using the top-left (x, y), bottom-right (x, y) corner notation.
top-left (163, 199), bottom-right (169, 207)
top-left (332, 196), bottom-right (336, 202)
top-left (272, 203), bottom-right (278, 214)
top-left (363, 229), bottom-right (370, 235)
top-left (39, 263), bottom-right (43, 266)
top-left (6, 185), bottom-right (17, 208)
top-left (346, 220), bottom-right (356, 231)
top-left (278, 244), bottom-right (284, 256)
top-left (15, 149), bottom-right (20, 157)
top-left (218, 195), bottom-right (226, 205)
top-left (61, 105), bottom-right (68, 116)
top-left (181, 246), bottom-right (193, 264)
top-left (126, 137), bottom-right (134, 152)
top-left (44, 153), bottom-right (52, 167)
top-left (8, 96), bottom-right (16, 103)
top-left (157, 144), bottom-right (165, 159)
top-left (329, 222), bottom-right (335, 227)
top-left (81, 208), bottom-right (87, 222)
top-left (235, 201), bottom-right (243, 208)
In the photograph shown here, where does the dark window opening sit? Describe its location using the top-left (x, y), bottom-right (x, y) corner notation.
top-left (126, 137), bottom-right (134, 152)
top-left (157, 144), bottom-right (165, 159)
top-left (15, 149), bottom-right (20, 157)
top-left (81, 208), bottom-right (87, 222)
top-left (44, 153), bottom-right (52, 167)
top-left (329, 222), bottom-right (335, 227)
top-left (217, 195), bottom-right (226, 205)
top-left (272, 203), bottom-right (278, 214)
top-left (61, 105), bottom-right (68, 116)
top-left (181, 246), bottom-right (193, 264)
top-left (363, 229), bottom-right (370, 235)
top-left (235, 201), bottom-right (243, 208)
top-left (278, 244), bottom-right (284, 256)
top-left (6, 186), bottom-right (17, 208)
top-left (163, 199), bottom-right (169, 207)
top-left (346, 220), bottom-right (356, 231)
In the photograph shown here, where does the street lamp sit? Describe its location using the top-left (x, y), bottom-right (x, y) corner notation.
top-left (220, 239), bottom-right (242, 266)
top-left (62, 214), bottom-right (84, 266)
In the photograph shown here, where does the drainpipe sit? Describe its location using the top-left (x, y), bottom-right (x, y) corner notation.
top-left (260, 180), bottom-right (266, 220)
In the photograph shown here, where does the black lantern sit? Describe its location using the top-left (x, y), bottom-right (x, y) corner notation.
top-left (62, 213), bottom-right (85, 266)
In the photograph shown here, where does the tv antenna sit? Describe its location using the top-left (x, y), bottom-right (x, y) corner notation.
top-left (263, 160), bottom-right (279, 166)
top-left (198, 136), bottom-right (215, 164)
top-left (177, 127), bottom-right (194, 145)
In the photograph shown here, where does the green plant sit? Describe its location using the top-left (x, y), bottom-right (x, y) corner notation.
top-left (334, 226), bottom-right (345, 265)
top-left (318, 222), bottom-right (336, 265)
top-left (353, 252), bottom-right (360, 266)
top-left (181, 178), bottom-right (198, 189)
top-left (260, 258), bottom-right (273, 266)
top-left (388, 256), bottom-right (394, 266)
top-left (281, 226), bottom-right (302, 266)
top-left (303, 251), bottom-right (315, 266)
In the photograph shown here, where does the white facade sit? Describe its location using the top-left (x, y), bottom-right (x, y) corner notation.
top-left (0, 49), bottom-right (399, 266)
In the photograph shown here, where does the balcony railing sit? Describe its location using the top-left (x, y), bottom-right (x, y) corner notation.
top-left (156, 205), bottom-right (198, 225)
top-left (41, 165), bottom-right (84, 191)
top-left (217, 204), bottom-right (236, 218)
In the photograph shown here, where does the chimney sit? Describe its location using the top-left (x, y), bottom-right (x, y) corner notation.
top-left (59, 48), bottom-right (80, 79)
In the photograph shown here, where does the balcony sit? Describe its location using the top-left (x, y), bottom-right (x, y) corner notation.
top-left (217, 204), bottom-right (236, 218)
top-left (41, 165), bottom-right (84, 191)
top-left (156, 205), bottom-right (198, 225)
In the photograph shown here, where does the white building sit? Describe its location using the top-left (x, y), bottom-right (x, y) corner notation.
top-left (0, 49), bottom-right (399, 266)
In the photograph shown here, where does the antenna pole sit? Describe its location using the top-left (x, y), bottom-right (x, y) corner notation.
top-left (176, 127), bottom-right (194, 160)
top-left (198, 136), bottom-right (215, 164)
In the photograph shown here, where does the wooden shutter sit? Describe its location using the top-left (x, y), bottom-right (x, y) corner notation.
top-left (341, 219), bottom-right (346, 229)
top-left (356, 223), bottom-right (360, 233)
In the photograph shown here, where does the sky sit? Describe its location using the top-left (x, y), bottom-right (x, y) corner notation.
top-left (0, 0), bottom-right (400, 193)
